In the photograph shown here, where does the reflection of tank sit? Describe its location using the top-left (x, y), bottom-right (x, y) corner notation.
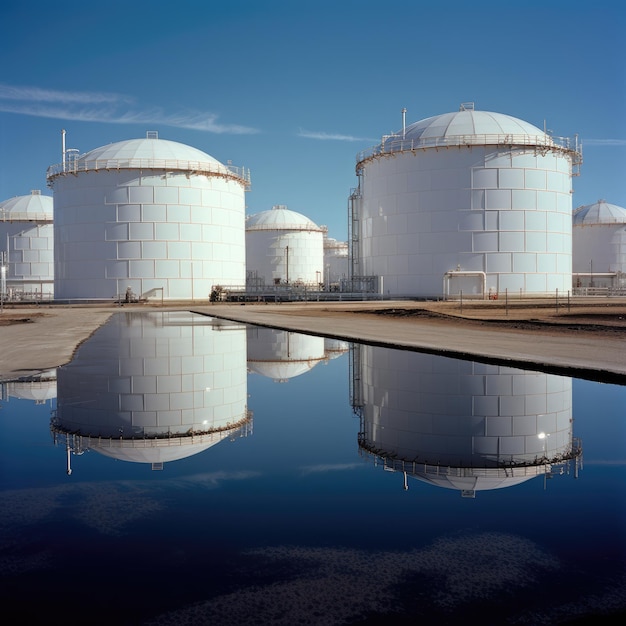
top-left (51, 311), bottom-right (251, 471)
top-left (246, 327), bottom-right (327, 382)
top-left (0, 369), bottom-right (57, 404)
top-left (324, 338), bottom-right (350, 361)
top-left (351, 345), bottom-right (582, 497)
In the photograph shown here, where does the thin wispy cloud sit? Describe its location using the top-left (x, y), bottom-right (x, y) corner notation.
top-left (0, 83), bottom-right (259, 134)
top-left (298, 128), bottom-right (376, 143)
top-left (581, 138), bottom-right (626, 146)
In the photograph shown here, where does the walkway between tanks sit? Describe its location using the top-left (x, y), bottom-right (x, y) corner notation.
top-left (195, 301), bottom-right (626, 385)
top-left (0, 300), bottom-right (625, 384)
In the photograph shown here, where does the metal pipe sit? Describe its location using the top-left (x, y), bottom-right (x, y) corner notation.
top-left (62, 129), bottom-right (66, 172)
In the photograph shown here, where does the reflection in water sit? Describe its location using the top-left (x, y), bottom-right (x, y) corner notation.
top-left (1, 316), bottom-right (624, 625)
top-left (51, 312), bottom-right (251, 471)
top-left (351, 345), bottom-right (582, 496)
top-left (0, 368), bottom-right (57, 404)
top-left (246, 327), bottom-right (331, 381)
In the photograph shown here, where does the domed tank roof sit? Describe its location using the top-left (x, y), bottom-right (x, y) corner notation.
top-left (573, 199), bottom-right (626, 225)
top-left (0, 190), bottom-right (53, 220)
top-left (246, 205), bottom-right (323, 232)
top-left (79, 135), bottom-right (228, 173)
top-left (401, 105), bottom-right (548, 142)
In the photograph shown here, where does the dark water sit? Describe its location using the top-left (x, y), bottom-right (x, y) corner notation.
top-left (0, 311), bottom-right (624, 625)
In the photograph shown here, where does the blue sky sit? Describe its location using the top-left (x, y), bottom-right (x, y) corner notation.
top-left (0, 0), bottom-right (624, 240)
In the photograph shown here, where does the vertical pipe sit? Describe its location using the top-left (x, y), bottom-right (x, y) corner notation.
top-left (62, 129), bottom-right (66, 172)
top-left (402, 108), bottom-right (407, 139)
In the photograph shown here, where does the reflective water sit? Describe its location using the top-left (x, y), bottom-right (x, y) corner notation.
top-left (0, 311), bottom-right (624, 625)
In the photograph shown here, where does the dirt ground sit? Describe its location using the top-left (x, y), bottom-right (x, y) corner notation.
top-left (1, 298), bottom-right (625, 384)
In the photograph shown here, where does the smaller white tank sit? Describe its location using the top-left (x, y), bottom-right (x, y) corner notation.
top-left (573, 199), bottom-right (626, 289)
top-left (0, 190), bottom-right (54, 299)
top-left (323, 236), bottom-right (349, 290)
top-left (246, 205), bottom-right (325, 287)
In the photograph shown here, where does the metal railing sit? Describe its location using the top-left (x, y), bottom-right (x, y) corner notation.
top-left (356, 132), bottom-right (582, 166)
top-left (47, 157), bottom-right (251, 188)
top-left (0, 211), bottom-right (53, 222)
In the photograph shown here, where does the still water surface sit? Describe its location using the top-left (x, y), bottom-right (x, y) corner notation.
top-left (0, 311), bottom-right (624, 625)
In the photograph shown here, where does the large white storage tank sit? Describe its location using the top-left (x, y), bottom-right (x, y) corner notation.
top-left (351, 345), bottom-right (581, 497)
top-left (352, 103), bottom-right (582, 298)
top-left (246, 205), bottom-right (325, 287)
top-left (0, 190), bottom-right (54, 299)
top-left (46, 132), bottom-right (250, 300)
top-left (572, 199), bottom-right (626, 289)
top-left (51, 311), bottom-right (250, 470)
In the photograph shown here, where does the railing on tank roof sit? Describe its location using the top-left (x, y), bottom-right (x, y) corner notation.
top-left (1, 210), bottom-right (53, 223)
top-left (356, 132), bottom-right (583, 165)
top-left (245, 222), bottom-right (326, 232)
top-left (46, 157), bottom-right (251, 188)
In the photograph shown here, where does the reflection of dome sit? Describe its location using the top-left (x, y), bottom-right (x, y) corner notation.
top-left (247, 327), bottom-right (327, 381)
top-left (324, 338), bottom-right (349, 360)
top-left (80, 430), bottom-right (235, 464)
top-left (1, 369), bottom-right (57, 403)
top-left (51, 311), bottom-right (250, 470)
top-left (353, 346), bottom-right (581, 497)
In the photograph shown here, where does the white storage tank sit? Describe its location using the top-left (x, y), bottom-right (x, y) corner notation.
top-left (352, 103), bottom-right (582, 298)
top-left (0, 190), bottom-right (54, 299)
top-left (46, 132), bottom-right (250, 301)
top-left (572, 199), bottom-right (626, 289)
top-left (323, 236), bottom-right (349, 290)
top-left (246, 205), bottom-right (325, 287)
top-left (352, 345), bottom-right (580, 496)
top-left (51, 311), bottom-right (250, 469)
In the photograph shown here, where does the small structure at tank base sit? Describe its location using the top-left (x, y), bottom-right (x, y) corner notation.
top-left (0, 190), bottom-right (54, 301)
top-left (572, 199), bottom-right (626, 294)
top-left (245, 205), bottom-right (326, 292)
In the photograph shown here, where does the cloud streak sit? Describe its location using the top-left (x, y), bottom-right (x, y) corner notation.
top-left (298, 128), bottom-right (376, 143)
top-left (0, 83), bottom-right (259, 134)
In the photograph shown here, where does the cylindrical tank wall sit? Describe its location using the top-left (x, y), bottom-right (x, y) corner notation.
top-left (246, 228), bottom-right (324, 286)
top-left (52, 170), bottom-right (246, 300)
top-left (357, 146), bottom-right (574, 297)
top-left (573, 224), bottom-right (626, 274)
top-left (0, 222), bottom-right (54, 296)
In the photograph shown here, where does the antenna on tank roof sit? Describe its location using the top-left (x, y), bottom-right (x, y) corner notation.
top-left (402, 108), bottom-right (407, 139)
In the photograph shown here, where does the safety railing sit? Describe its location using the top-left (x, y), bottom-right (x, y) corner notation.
top-left (47, 157), bottom-right (251, 187)
top-left (357, 132), bottom-right (582, 165)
